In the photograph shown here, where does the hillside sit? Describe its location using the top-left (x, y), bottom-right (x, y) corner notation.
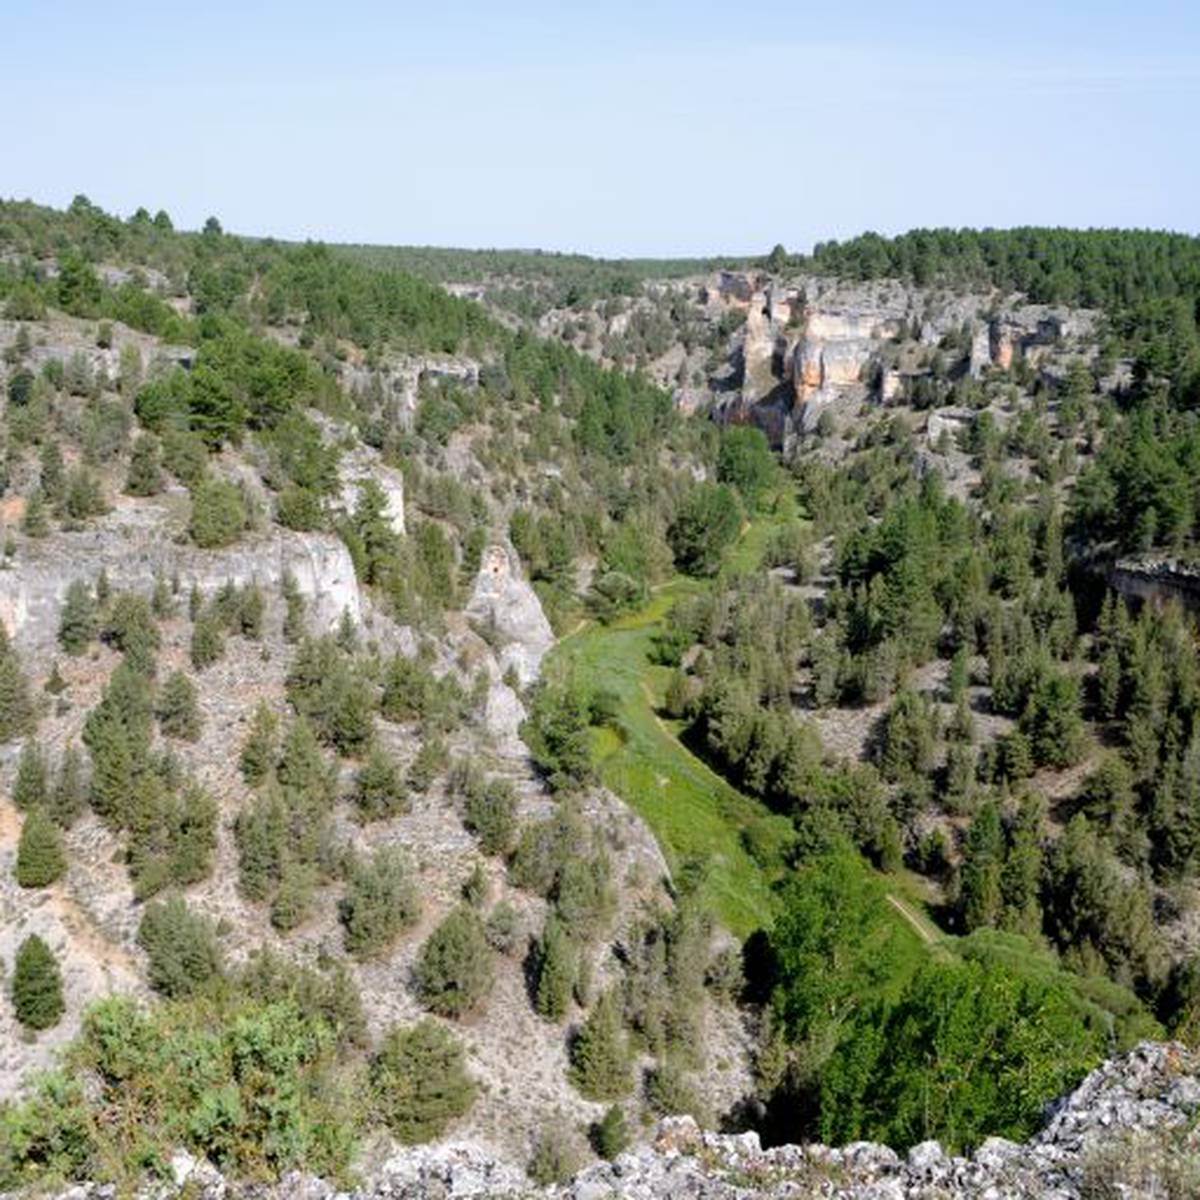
top-left (1, 202), bottom-right (1200, 1197)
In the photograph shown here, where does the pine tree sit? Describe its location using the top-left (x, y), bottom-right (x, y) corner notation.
top-left (959, 801), bottom-right (1005, 932)
top-left (125, 434), bottom-right (164, 496)
top-left (12, 741), bottom-right (48, 811)
top-left (569, 988), bottom-right (632, 1100)
top-left (235, 788), bottom-right (286, 901)
top-left (369, 1019), bottom-right (475, 1144)
top-left (11, 934), bottom-right (64, 1030)
top-left (592, 1104), bottom-right (630, 1160)
top-left (88, 721), bottom-right (135, 825)
top-left (240, 701), bottom-right (279, 786)
top-left (353, 746), bottom-right (408, 821)
top-left (271, 860), bottom-right (317, 932)
top-left (95, 567), bottom-right (111, 606)
top-left (535, 915), bottom-right (575, 1021)
top-left (339, 847), bottom-right (421, 959)
top-left (281, 570), bottom-right (305, 642)
top-left (190, 609), bottom-right (225, 669)
top-left (156, 670), bottom-right (202, 740)
top-left (0, 644), bottom-right (35, 742)
top-left (49, 745), bottom-right (88, 827)
top-left (58, 580), bottom-right (98, 656)
top-left (238, 583), bottom-right (265, 640)
top-left (414, 906), bottom-right (494, 1018)
top-left (1001, 795), bottom-right (1045, 938)
top-left (15, 807), bottom-right (67, 887)
top-left (151, 572), bottom-right (176, 619)
top-left (21, 489), bottom-right (49, 537)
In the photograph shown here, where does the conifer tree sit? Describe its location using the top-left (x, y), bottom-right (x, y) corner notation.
top-left (569, 988), bottom-right (632, 1100)
top-left (21, 489), bottom-right (49, 538)
top-left (11, 934), bottom-right (64, 1030)
top-left (235, 788), bottom-right (287, 901)
top-left (414, 906), bottom-right (494, 1018)
top-left (49, 744), bottom-right (88, 827)
top-left (156, 670), bottom-right (202, 741)
top-left (281, 570), bottom-right (305, 642)
top-left (190, 609), bottom-right (225, 669)
top-left (12, 741), bottom-right (48, 811)
top-left (240, 701), bottom-right (279, 786)
top-left (370, 1019), bottom-right (476, 1144)
top-left (15, 807), bottom-right (67, 887)
top-left (0, 641), bottom-right (35, 743)
top-left (535, 914), bottom-right (575, 1021)
top-left (353, 745), bottom-right (408, 821)
top-left (58, 579), bottom-right (98, 654)
top-left (959, 801), bottom-right (1005, 932)
top-left (125, 434), bottom-right (164, 496)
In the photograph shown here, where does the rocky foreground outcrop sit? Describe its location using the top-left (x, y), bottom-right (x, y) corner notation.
top-left (29, 1042), bottom-right (1200, 1199)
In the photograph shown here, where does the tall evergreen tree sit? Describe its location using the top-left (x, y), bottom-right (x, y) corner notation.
top-left (15, 807), bottom-right (67, 887)
top-left (11, 934), bottom-right (64, 1030)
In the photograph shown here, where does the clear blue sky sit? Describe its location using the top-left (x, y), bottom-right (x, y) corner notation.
top-left (2, 1), bottom-right (1197, 256)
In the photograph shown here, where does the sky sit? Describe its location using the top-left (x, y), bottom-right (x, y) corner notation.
top-left (2, 1), bottom-right (1198, 257)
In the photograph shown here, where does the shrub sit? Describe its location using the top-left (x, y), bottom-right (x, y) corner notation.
top-left (645, 1059), bottom-right (707, 1122)
top-left (527, 1119), bottom-right (584, 1186)
top-left (11, 935), bottom-right (64, 1030)
top-left (464, 777), bottom-right (518, 855)
top-left (485, 900), bottom-right (521, 955)
top-left (136, 896), bottom-right (223, 998)
top-left (125, 435), bottom-right (164, 496)
top-left (370, 1020), bottom-right (476, 1144)
top-left (414, 906), bottom-right (494, 1018)
top-left (353, 746), bottom-right (408, 822)
top-left (271, 861), bottom-right (318, 933)
top-left (339, 847), bottom-right (420, 958)
top-left (15, 808), bottom-right (67, 888)
top-left (189, 477), bottom-right (246, 548)
top-left (190, 610), bottom-right (225, 669)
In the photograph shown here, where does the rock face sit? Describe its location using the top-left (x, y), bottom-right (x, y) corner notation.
top-left (0, 528), bottom-right (361, 655)
top-left (37, 1042), bottom-right (1200, 1198)
top-left (336, 451), bottom-right (407, 537)
top-left (705, 271), bottom-right (1101, 449)
top-left (464, 543), bottom-right (555, 688)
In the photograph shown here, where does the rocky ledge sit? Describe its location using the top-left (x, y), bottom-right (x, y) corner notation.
top-left (20, 1042), bottom-right (1200, 1200)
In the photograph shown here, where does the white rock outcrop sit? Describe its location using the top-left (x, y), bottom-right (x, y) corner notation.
top-left (0, 529), bottom-right (361, 654)
top-left (464, 543), bottom-right (555, 688)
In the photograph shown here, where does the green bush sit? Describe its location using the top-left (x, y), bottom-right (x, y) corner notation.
top-left (464, 777), bottom-right (518, 855)
top-left (370, 1019), bottom-right (476, 1143)
top-left (189, 477), bottom-right (247, 548)
top-left (353, 746), bottom-right (408, 821)
top-left (339, 848), bottom-right (420, 958)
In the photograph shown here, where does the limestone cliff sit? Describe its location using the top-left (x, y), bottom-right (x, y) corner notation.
top-left (0, 528), bottom-right (361, 656)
